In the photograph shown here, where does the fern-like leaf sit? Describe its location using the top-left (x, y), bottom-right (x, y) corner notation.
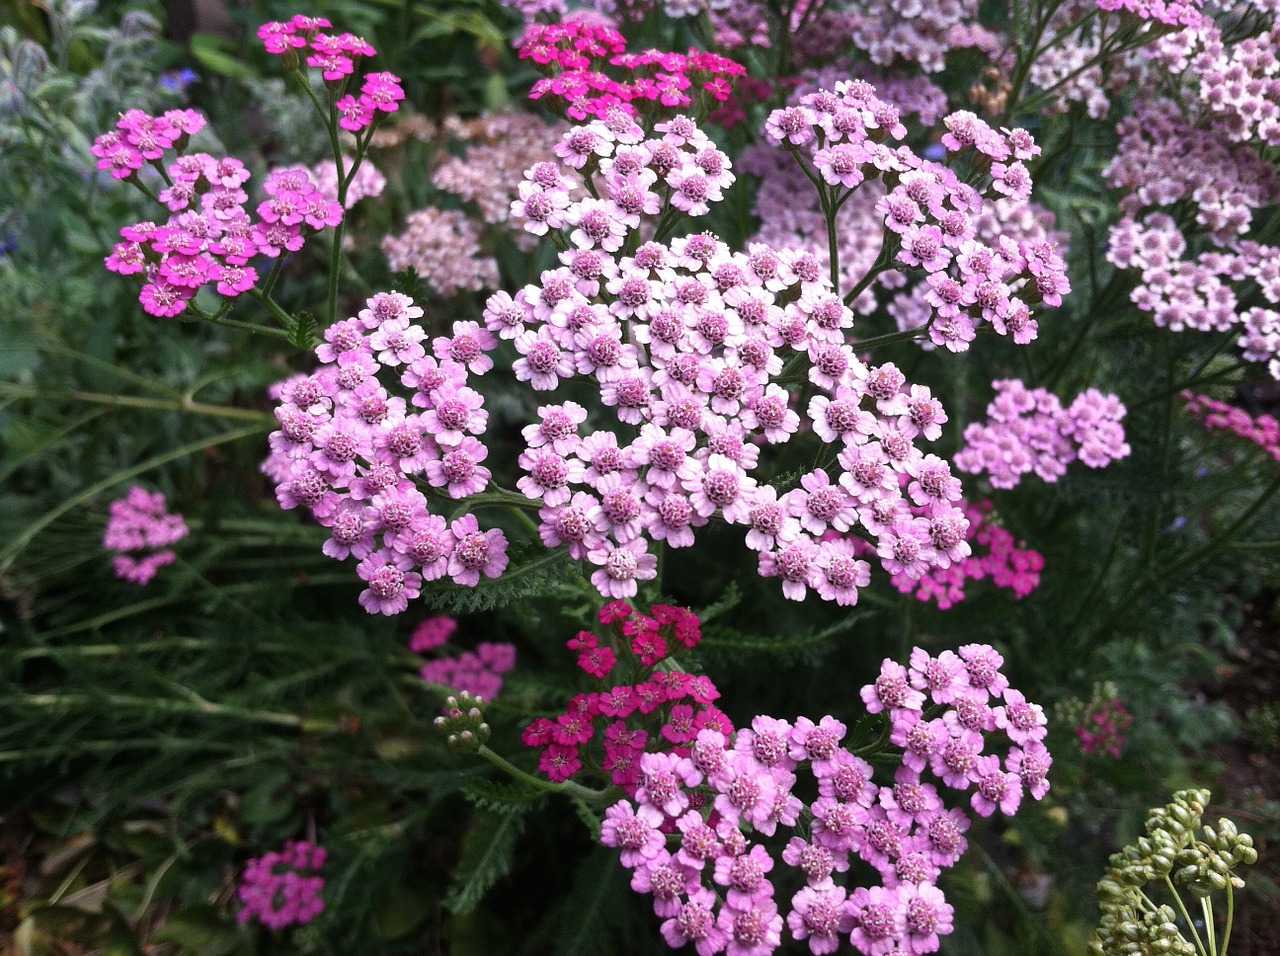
top-left (459, 776), bottom-right (546, 815)
top-left (443, 809), bottom-right (526, 915)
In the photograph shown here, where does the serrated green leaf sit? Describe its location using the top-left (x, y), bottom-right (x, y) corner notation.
top-left (459, 776), bottom-right (545, 814)
top-left (443, 810), bottom-right (525, 915)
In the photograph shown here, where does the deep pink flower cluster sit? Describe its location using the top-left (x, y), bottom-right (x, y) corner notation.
top-left (765, 87), bottom-right (1069, 352)
top-left (256, 15), bottom-right (404, 133)
top-left (97, 13), bottom-right (402, 318)
top-left (1183, 392), bottom-right (1280, 462)
top-left (601, 645), bottom-right (1050, 956)
top-left (236, 839), bottom-right (326, 930)
top-left (101, 150), bottom-right (342, 316)
top-left (516, 19), bottom-right (745, 120)
top-left (522, 601), bottom-right (730, 787)
top-left (261, 291), bottom-right (511, 615)
top-left (891, 500), bottom-right (1043, 609)
top-left (954, 380), bottom-right (1131, 489)
top-left (493, 108), bottom-right (974, 605)
top-left (102, 485), bottom-right (189, 585)
top-left (1076, 696), bottom-right (1133, 759)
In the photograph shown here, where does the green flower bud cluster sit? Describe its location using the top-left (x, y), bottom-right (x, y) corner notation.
top-left (433, 691), bottom-right (491, 752)
top-left (1088, 789), bottom-right (1258, 956)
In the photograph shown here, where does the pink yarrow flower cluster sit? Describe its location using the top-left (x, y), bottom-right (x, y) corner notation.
top-left (1094, 0), bottom-right (1207, 27)
top-left (496, 110), bottom-right (971, 605)
top-left (1183, 392), bottom-right (1280, 462)
top-left (236, 839), bottom-right (326, 930)
top-left (954, 380), bottom-right (1131, 489)
top-left (602, 644), bottom-right (1050, 956)
top-left (764, 87), bottom-right (1069, 353)
top-left (516, 19), bottom-right (746, 121)
top-left (522, 602), bottom-right (729, 789)
top-left (261, 291), bottom-right (511, 615)
top-left (97, 14), bottom-right (402, 318)
top-left (890, 499), bottom-right (1043, 609)
top-left (102, 485), bottom-right (189, 585)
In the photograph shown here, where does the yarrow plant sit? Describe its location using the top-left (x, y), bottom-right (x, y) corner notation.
top-left (102, 485), bottom-right (189, 585)
top-left (410, 615), bottom-right (518, 704)
top-left (599, 644), bottom-right (1051, 956)
top-left (236, 839), bottom-right (326, 930)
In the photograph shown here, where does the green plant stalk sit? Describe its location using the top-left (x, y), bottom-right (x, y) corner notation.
top-left (1203, 896), bottom-right (1217, 956)
top-left (17, 693), bottom-right (308, 729)
top-left (1219, 884), bottom-right (1234, 956)
top-left (0, 382), bottom-right (271, 422)
top-left (477, 745), bottom-right (614, 807)
top-left (1165, 875), bottom-right (1210, 956)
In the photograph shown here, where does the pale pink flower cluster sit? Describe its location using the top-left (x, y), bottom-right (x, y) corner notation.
top-left (431, 112), bottom-right (569, 232)
top-left (848, 0), bottom-right (980, 73)
top-left (1104, 100), bottom-right (1279, 242)
top-left (601, 645), bottom-right (1050, 956)
top-left (1108, 215), bottom-right (1280, 378)
top-left (381, 207), bottom-right (499, 296)
top-left (1095, 0), bottom-right (1207, 27)
top-left (765, 86), bottom-right (1069, 352)
top-left (495, 108), bottom-right (971, 605)
top-left (261, 291), bottom-right (510, 615)
top-left (237, 839), bottom-right (326, 929)
top-left (102, 485), bottom-right (189, 585)
top-left (954, 380), bottom-right (1131, 489)
top-left (311, 157), bottom-right (386, 207)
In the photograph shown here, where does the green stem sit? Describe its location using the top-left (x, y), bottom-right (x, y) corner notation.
top-left (1220, 883), bottom-right (1234, 956)
top-left (16, 692), bottom-right (308, 729)
top-left (1164, 874), bottom-right (1209, 956)
top-left (1202, 896), bottom-right (1216, 956)
top-left (0, 382), bottom-right (271, 422)
top-left (477, 745), bottom-right (613, 806)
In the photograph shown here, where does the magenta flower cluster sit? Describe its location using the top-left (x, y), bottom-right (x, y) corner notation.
top-left (890, 499), bottom-right (1043, 609)
top-left (516, 18), bottom-right (745, 120)
top-left (255, 15), bottom-right (404, 133)
top-left (96, 12), bottom-right (404, 319)
top-left (521, 601), bottom-right (730, 787)
top-left (954, 380), bottom-right (1131, 489)
top-left (261, 291), bottom-right (513, 615)
top-left (102, 485), bottom-right (189, 585)
top-left (101, 150), bottom-right (341, 316)
top-left (765, 89), bottom-right (1070, 353)
top-left (236, 839), bottom-right (326, 930)
top-left (600, 644), bottom-right (1050, 956)
top-left (1183, 392), bottom-right (1280, 463)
